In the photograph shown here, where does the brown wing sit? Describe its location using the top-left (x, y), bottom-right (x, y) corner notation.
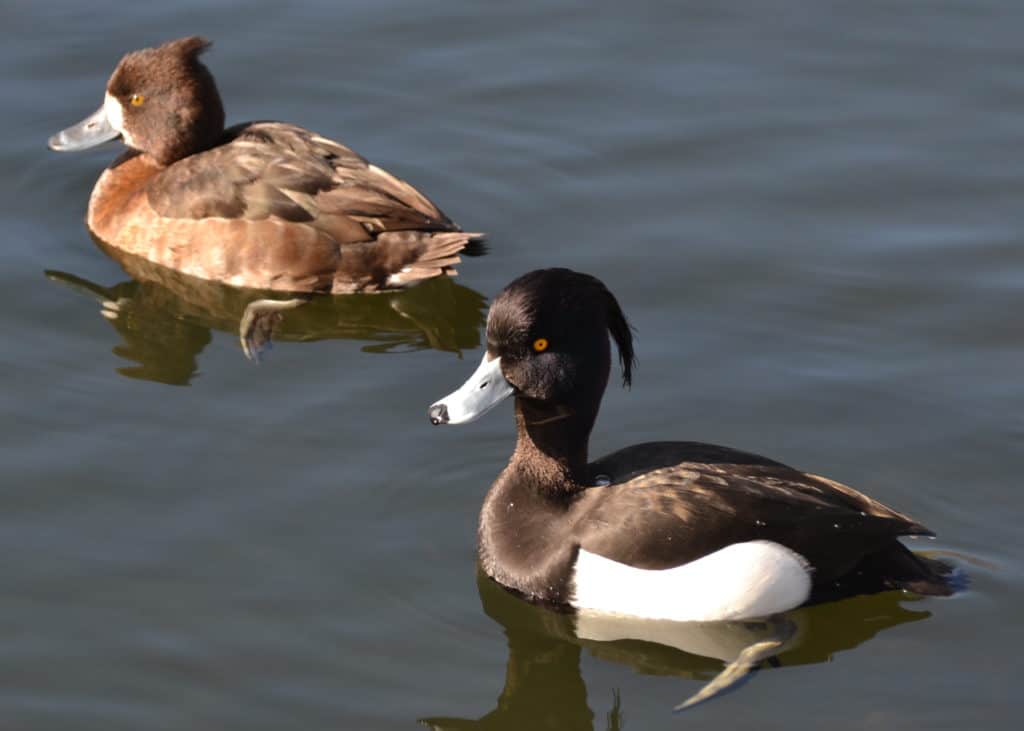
top-left (576, 441), bottom-right (932, 588)
top-left (144, 122), bottom-right (459, 243)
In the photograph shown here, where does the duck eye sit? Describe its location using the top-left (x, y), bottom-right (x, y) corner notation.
top-left (129, 93), bottom-right (145, 107)
top-left (532, 338), bottom-right (549, 353)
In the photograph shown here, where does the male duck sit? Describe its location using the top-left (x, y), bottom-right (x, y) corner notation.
top-left (429, 269), bottom-right (954, 622)
top-left (49, 37), bottom-right (482, 293)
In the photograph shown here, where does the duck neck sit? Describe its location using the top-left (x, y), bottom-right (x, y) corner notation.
top-left (508, 396), bottom-right (598, 494)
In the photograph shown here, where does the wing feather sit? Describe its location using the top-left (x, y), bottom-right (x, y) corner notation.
top-left (576, 442), bottom-right (931, 588)
top-left (144, 122), bottom-right (458, 241)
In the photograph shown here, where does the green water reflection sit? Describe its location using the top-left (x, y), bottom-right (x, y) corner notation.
top-left (422, 572), bottom-right (931, 730)
top-left (46, 245), bottom-right (486, 385)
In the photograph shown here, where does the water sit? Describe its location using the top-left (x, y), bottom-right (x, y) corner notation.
top-left (3, 1), bottom-right (1021, 728)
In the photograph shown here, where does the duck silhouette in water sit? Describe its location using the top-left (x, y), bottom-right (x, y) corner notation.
top-left (419, 570), bottom-right (934, 728)
top-left (46, 245), bottom-right (485, 385)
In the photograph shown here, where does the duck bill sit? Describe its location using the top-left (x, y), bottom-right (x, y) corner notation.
top-left (429, 354), bottom-right (513, 425)
top-left (48, 104), bottom-right (120, 152)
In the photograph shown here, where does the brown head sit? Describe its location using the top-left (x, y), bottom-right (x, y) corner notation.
top-left (49, 37), bottom-right (225, 166)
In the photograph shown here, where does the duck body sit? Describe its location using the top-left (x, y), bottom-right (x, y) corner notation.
top-left (478, 439), bottom-right (946, 621)
top-left (430, 269), bottom-right (955, 622)
top-left (51, 37), bottom-right (481, 293)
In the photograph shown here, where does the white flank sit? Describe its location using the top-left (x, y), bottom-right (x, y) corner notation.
top-left (570, 540), bottom-right (812, 622)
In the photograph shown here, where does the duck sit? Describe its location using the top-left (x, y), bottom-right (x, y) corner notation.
top-left (48, 36), bottom-right (483, 294)
top-left (428, 268), bottom-right (956, 622)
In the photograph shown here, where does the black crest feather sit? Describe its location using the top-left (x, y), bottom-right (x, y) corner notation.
top-left (602, 283), bottom-right (635, 388)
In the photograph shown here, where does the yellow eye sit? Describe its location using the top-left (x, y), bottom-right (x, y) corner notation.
top-left (532, 338), bottom-right (549, 353)
top-left (130, 93), bottom-right (145, 107)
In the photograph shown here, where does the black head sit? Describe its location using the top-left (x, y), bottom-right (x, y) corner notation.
top-left (487, 268), bottom-right (635, 405)
top-left (428, 269), bottom-right (634, 480)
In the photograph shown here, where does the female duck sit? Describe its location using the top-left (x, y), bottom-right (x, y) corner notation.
top-left (49, 37), bottom-right (482, 293)
top-left (429, 268), bottom-right (954, 621)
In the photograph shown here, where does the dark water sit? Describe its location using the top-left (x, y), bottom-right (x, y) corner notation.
top-left (3, 1), bottom-right (1021, 728)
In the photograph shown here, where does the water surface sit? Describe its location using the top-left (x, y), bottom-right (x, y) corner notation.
top-left (2, 1), bottom-right (1021, 729)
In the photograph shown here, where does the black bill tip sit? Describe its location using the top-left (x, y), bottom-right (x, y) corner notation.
top-left (428, 403), bottom-right (449, 425)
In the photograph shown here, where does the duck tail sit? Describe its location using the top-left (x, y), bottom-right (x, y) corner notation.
top-left (332, 231), bottom-right (486, 293)
top-left (869, 542), bottom-right (962, 597)
top-left (387, 231), bottom-right (486, 287)
top-left (894, 550), bottom-right (964, 596)
top-left (811, 541), bottom-right (962, 605)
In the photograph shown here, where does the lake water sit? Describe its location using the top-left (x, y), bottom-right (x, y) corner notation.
top-left (2, 1), bottom-right (1021, 729)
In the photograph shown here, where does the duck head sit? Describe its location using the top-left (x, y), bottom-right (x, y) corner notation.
top-left (49, 36), bottom-right (225, 166)
top-left (430, 268), bottom-right (634, 473)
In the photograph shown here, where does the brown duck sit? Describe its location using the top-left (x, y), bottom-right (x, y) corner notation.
top-left (49, 36), bottom-right (483, 294)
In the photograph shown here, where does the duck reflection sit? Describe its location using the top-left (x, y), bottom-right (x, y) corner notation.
top-left (46, 243), bottom-right (486, 386)
top-left (420, 570), bottom-right (931, 730)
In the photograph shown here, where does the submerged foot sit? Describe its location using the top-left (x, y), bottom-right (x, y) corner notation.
top-left (239, 298), bottom-right (308, 362)
top-left (673, 617), bottom-right (797, 712)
